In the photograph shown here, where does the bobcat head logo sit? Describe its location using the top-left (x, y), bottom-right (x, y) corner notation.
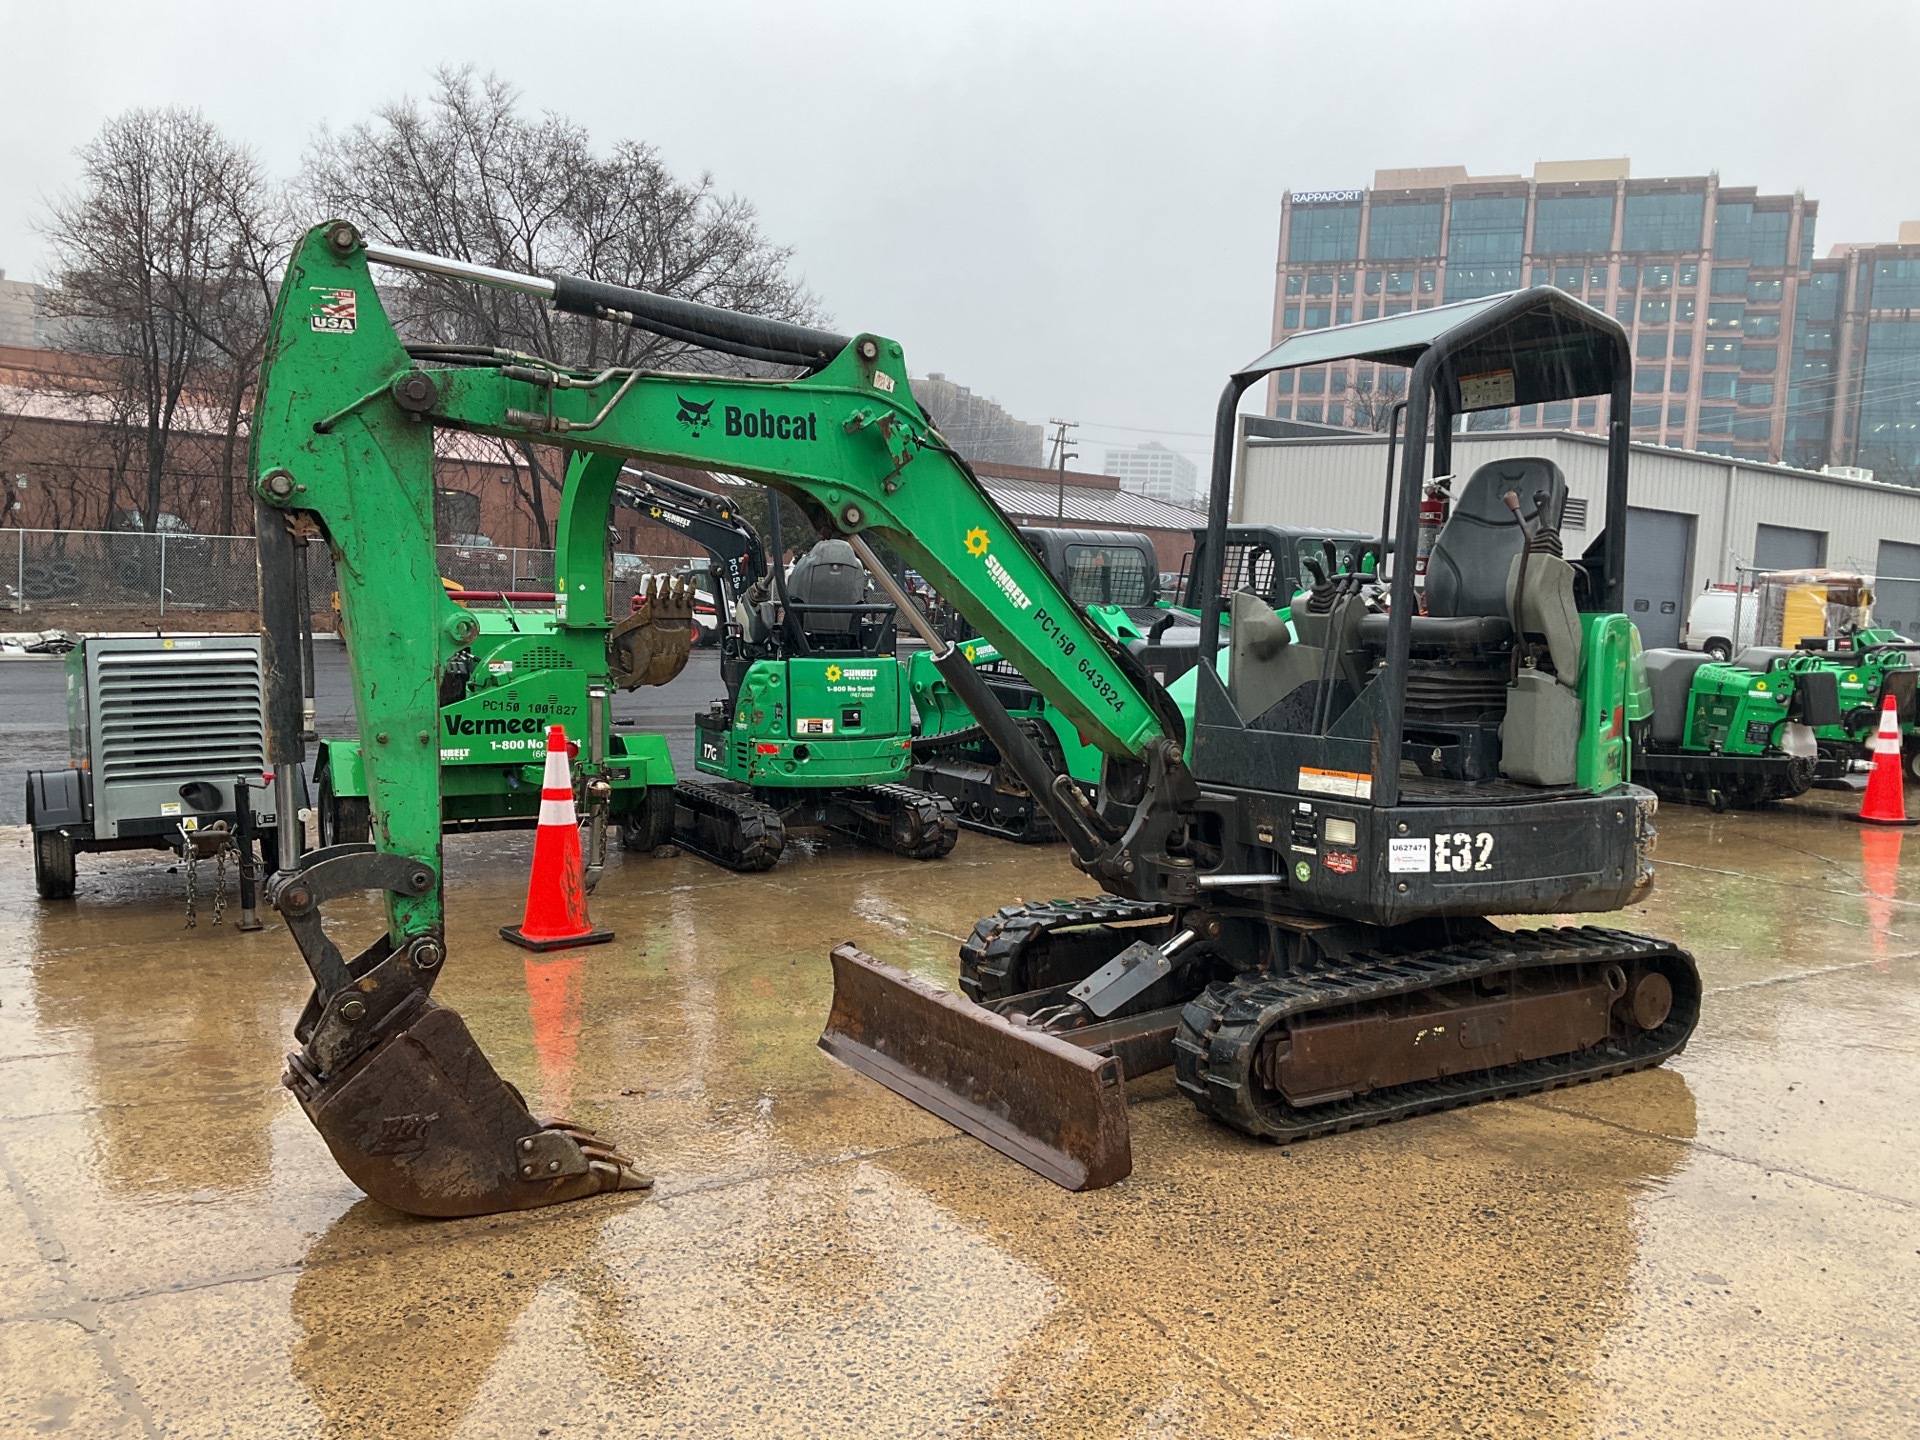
top-left (677, 396), bottom-right (715, 436)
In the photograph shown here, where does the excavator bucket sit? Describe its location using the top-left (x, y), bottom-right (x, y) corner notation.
top-left (285, 995), bottom-right (651, 1218)
top-left (607, 575), bottom-right (696, 689)
top-left (818, 943), bottom-right (1132, 1190)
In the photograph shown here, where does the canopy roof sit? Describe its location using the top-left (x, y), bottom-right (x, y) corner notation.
top-left (1236, 287), bottom-right (1626, 412)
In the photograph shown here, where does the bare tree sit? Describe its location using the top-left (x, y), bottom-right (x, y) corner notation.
top-left (302, 67), bottom-right (824, 546)
top-left (41, 108), bottom-right (285, 536)
top-left (1347, 368), bottom-right (1409, 433)
top-left (0, 408), bottom-right (20, 527)
top-left (196, 191), bottom-right (295, 537)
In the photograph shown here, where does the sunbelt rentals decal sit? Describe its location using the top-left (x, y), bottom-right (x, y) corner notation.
top-left (966, 528), bottom-right (1032, 612)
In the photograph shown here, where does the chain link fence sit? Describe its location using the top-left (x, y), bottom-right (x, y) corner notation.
top-left (3, 528), bottom-right (701, 624)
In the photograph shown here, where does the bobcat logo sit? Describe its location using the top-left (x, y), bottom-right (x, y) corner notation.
top-left (365, 1112), bottom-right (440, 1156)
top-left (676, 396), bottom-right (715, 436)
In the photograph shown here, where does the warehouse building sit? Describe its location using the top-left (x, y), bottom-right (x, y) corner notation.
top-left (973, 460), bottom-right (1207, 571)
top-left (1233, 420), bottom-right (1920, 648)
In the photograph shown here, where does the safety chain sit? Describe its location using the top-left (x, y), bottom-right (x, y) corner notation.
top-left (179, 822), bottom-right (235, 929)
top-left (182, 826), bottom-right (197, 927)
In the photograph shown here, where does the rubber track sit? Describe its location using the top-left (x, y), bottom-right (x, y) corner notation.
top-left (671, 780), bottom-right (786, 872)
top-left (958, 896), bottom-right (1177, 1002)
top-left (911, 723), bottom-right (989, 760)
top-left (909, 718), bottom-right (1064, 845)
top-left (1171, 925), bottom-right (1700, 1143)
top-left (835, 783), bottom-right (960, 860)
top-left (911, 757), bottom-right (1061, 844)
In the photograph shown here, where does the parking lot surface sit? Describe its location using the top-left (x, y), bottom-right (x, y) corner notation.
top-left (2, 787), bottom-right (1916, 1437)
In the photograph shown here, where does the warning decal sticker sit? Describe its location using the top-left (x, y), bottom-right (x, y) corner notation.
top-left (1458, 368), bottom-right (1515, 410)
top-left (1298, 766), bottom-right (1373, 800)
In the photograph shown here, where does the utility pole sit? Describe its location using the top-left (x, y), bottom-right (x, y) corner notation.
top-left (1048, 418), bottom-right (1078, 521)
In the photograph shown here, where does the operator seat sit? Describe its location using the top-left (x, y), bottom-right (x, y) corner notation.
top-left (1426, 458), bottom-right (1568, 624)
top-left (786, 539), bottom-right (882, 651)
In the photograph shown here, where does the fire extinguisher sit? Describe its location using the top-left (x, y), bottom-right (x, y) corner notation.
top-left (1415, 475), bottom-right (1453, 585)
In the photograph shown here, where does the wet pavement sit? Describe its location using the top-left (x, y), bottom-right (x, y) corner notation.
top-left (2, 790), bottom-right (1916, 1438)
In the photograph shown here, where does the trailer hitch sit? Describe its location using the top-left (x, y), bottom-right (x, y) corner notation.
top-left (269, 847), bottom-right (651, 1217)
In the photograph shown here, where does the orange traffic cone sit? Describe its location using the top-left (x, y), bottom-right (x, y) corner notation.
top-left (501, 725), bottom-right (615, 950)
top-left (1854, 693), bottom-right (1917, 827)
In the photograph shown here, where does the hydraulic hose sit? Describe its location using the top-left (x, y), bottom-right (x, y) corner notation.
top-left (842, 534), bottom-right (1108, 865)
top-left (253, 499), bottom-right (307, 870)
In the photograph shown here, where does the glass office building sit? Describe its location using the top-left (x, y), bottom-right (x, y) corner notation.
top-left (1808, 241), bottom-right (1920, 484)
top-left (1267, 162), bottom-right (1826, 469)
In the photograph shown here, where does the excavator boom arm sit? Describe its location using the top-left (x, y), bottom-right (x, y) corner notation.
top-left (253, 224), bottom-right (1171, 939)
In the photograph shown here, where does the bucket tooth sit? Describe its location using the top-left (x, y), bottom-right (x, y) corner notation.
top-left (285, 997), bottom-right (650, 1217)
top-left (818, 943), bottom-right (1132, 1191)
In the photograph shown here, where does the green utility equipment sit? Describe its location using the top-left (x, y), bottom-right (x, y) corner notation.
top-left (1631, 633), bottom-right (1917, 810)
top-left (314, 575), bottom-right (690, 852)
top-left (251, 225), bottom-right (1696, 1214)
top-left (909, 524), bottom-right (1376, 841)
top-left (687, 496), bottom-right (957, 862)
top-left (1788, 633), bottom-right (1920, 780)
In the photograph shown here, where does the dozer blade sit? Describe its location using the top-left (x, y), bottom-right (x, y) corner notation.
top-left (285, 996), bottom-right (651, 1218)
top-left (819, 943), bottom-right (1131, 1190)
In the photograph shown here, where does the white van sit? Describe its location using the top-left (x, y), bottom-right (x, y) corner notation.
top-left (1683, 587), bottom-right (1758, 660)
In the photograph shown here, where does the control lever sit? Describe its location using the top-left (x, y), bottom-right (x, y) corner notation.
top-left (1503, 491), bottom-right (1534, 685)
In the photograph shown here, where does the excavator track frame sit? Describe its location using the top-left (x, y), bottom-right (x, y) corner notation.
top-left (959, 896), bottom-right (1179, 1002)
top-left (1172, 925), bottom-right (1700, 1142)
top-left (912, 716), bottom-right (1069, 844)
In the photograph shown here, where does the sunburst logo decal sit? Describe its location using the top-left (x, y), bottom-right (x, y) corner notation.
top-left (965, 527), bottom-right (989, 556)
top-left (825, 664), bottom-right (843, 682)
top-left (963, 645), bottom-right (976, 663)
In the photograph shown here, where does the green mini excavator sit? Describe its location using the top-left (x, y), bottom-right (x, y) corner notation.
top-left (252, 222), bottom-right (1696, 1216)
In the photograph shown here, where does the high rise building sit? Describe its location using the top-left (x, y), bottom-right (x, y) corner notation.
top-left (1266, 161), bottom-right (1856, 470)
top-left (0, 270), bottom-right (64, 349)
top-left (1793, 224), bottom-right (1920, 484)
top-left (909, 373), bottom-right (1045, 467)
top-left (1102, 440), bottom-right (1199, 507)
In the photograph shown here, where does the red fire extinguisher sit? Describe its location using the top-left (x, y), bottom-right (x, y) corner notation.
top-left (1415, 475), bottom-right (1453, 583)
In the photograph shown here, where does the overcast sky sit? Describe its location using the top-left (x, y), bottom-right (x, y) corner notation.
top-left (3, 0), bottom-right (1916, 469)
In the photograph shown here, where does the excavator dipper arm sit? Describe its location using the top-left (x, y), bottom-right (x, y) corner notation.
top-left (251, 222), bottom-right (1189, 1214)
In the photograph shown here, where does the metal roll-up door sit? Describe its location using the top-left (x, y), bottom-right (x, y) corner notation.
top-left (1876, 540), bottom-right (1920, 639)
top-left (1624, 507), bottom-right (1695, 648)
top-left (1754, 523), bottom-right (1827, 572)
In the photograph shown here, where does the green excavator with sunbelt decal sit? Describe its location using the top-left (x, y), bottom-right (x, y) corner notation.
top-left (907, 524), bottom-right (1377, 841)
top-left (683, 491), bottom-right (958, 864)
top-left (250, 222), bottom-right (1697, 1215)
